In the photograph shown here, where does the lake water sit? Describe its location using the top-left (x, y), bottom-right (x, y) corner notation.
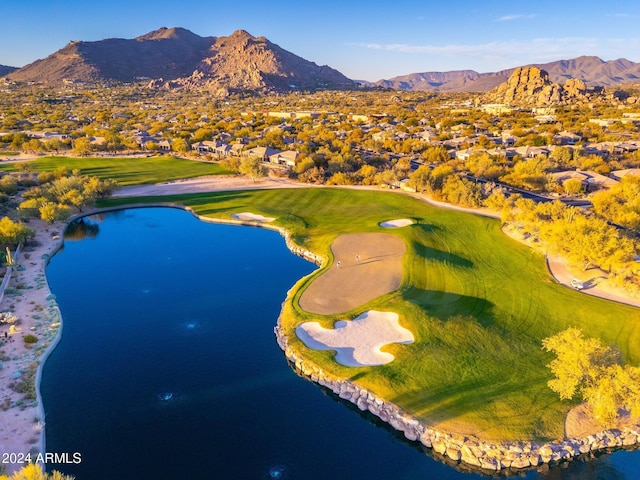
top-left (41, 207), bottom-right (639, 479)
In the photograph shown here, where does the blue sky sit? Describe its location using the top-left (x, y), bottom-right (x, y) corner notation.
top-left (1, 0), bottom-right (639, 81)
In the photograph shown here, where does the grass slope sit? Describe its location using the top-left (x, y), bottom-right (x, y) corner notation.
top-left (100, 188), bottom-right (640, 441)
top-left (0, 156), bottom-right (232, 185)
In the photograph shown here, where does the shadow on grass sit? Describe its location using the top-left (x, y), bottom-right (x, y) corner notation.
top-left (402, 287), bottom-right (495, 326)
top-left (413, 243), bottom-right (474, 269)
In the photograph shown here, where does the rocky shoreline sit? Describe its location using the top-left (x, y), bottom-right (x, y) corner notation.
top-left (274, 324), bottom-right (640, 472)
top-left (268, 231), bottom-right (640, 473)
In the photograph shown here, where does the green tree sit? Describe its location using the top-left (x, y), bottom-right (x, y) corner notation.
top-left (72, 137), bottom-right (93, 156)
top-left (440, 174), bottom-right (482, 207)
top-left (172, 138), bottom-right (190, 154)
top-left (422, 145), bottom-right (450, 164)
top-left (22, 139), bottom-right (44, 154)
top-left (592, 175), bottom-right (640, 231)
top-left (562, 178), bottom-right (584, 196)
top-left (407, 165), bottom-right (431, 192)
top-left (239, 156), bottom-right (266, 183)
top-left (0, 175), bottom-right (18, 195)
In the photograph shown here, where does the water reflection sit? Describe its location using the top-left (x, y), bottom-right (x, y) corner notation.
top-left (64, 217), bottom-right (100, 241)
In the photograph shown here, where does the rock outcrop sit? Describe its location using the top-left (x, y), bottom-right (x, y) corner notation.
top-left (483, 67), bottom-right (602, 106)
top-left (152, 30), bottom-right (354, 95)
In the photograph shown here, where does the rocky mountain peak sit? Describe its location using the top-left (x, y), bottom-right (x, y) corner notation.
top-left (135, 27), bottom-right (202, 41)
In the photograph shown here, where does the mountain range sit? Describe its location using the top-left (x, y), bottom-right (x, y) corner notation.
top-left (2, 27), bottom-right (640, 94)
top-left (0, 65), bottom-right (16, 77)
top-left (373, 56), bottom-right (640, 92)
top-left (2, 27), bottom-right (355, 94)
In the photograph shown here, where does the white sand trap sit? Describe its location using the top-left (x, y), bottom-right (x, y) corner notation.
top-left (379, 218), bottom-right (414, 228)
top-left (296, 311), bottom-right (414, 367)
top-left (232, 212), bottom-right (275, 222)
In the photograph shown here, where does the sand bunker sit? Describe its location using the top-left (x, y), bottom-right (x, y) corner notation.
top-left (296, 311), bottom-right (414, 366)
top-left (298, 233), bottom-right (405, 315)
top-left (232, 212), bottom-right (275, 222)
top-left (379, 218), bottom-right (414, 228)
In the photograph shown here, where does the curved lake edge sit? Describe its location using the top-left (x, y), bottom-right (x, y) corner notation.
top-left (33, 202), bottom-right (640, 474)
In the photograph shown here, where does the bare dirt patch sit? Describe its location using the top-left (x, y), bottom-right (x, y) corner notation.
top-left (565, 403), bottom-right (639, 439)
top-left (298, 233), bottom-right (405, 315)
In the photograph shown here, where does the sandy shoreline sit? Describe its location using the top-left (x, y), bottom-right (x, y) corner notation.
top-left (0, 218), bottom-right (64, 473)
top-left (1, 174), bottom-right (638, 472)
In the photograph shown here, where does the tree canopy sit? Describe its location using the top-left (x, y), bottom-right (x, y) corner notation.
top-left (543, 327), bottom-right (640, 426)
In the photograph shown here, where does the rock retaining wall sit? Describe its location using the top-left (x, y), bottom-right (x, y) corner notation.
top-left (275, 325), bottom-right (640, 471)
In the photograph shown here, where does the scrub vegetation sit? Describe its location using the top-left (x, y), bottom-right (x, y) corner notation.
top-left (100, 187), bottom-right (640, 441)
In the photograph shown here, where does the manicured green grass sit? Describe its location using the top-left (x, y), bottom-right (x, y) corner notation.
top-left (0, 156), bottom-right (232, 185)
top-left (99, 188), bottom-right (640, 441)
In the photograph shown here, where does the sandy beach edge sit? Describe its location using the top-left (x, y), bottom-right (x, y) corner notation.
top-left (32, 239), bottom-right (65, 460)
top-left (0, 218), bottom-right (65, 474)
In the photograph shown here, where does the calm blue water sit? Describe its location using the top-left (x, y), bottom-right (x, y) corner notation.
top-left (41, 207), bottom-right (639, 479)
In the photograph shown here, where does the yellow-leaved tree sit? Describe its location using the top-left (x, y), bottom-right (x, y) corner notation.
top-left (0, 463), bottom-right (73, 480)
top-left (542, 327), bottom-right (640, 426)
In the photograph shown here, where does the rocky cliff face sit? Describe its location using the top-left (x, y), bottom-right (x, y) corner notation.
top-left (483, 67), bottom-right (599, 106)
top-left (150, 29), bottom-right (355, 95)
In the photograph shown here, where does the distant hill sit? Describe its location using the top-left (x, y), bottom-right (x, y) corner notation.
top-left (0, 65), bottom-right (17, 77)
top-left (3, 27), bottom-right (356, 94)
top-left (5, 27), bottom-right (217, 84)
top-left (374, 56), bottom-right (640, 92)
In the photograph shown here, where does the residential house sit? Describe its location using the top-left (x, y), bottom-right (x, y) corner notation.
top-left (513, 146), bottom-right (550, 158)
top-left (549, 170), bottom-right (619, 193)
top-left (268, 150), bottom-right (299, 167)
top-left (455, 148), bottom-right (472, 161)
top-left (610, 169), bottom-right (640, 181)
top-left (501, 134), bottom-right (518, 147)
top-left (244, 146), bottom-right (281, 161)
top-left (231, 143), bottom-right (245, 155)
top-left (553, 131), bottom-right (582, 145)
top-left (191, 140), bottom-right (219, 154)
top-left (214, 143), bottom-right (232, 158)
